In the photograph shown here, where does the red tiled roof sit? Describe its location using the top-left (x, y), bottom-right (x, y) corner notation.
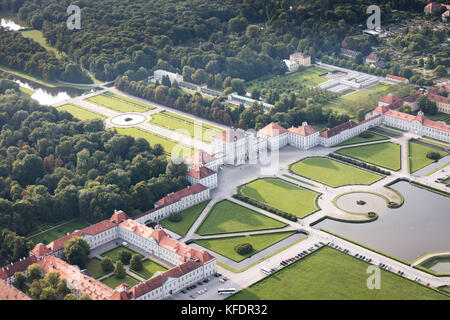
top-left (288, 122), bottom-right (318, 136)
top-left (37, 255), bottom-right (116, 300)
top-left (48, 220), bottom-right (116, 252)
top-left (380, 109), bottom-right (450, 133)
top-left (110, 210), bottom-right (129, 224)
top-left (320, 120), bottom-right (358, 138)
top-left (0, 279), bottom-right (31, 300)
top-left (380, 94), bottom-right (402, 106)
top-left (0, 256), bottom-right (37, 280)
top-left (366, 53), bottom-right (378, 61)
top-left (155, 184), bottom-right (208, 207)
top-left (186, 150), bottom-right (217, 166)
top-left (428, 93), bottom-right (450, 105)
top-left (386, 74), bottom-right (408, 82)
top-left (258, 122), bottom-right (288, 137)
top-left (30, 243), bottom-right (51, 258)
top-left (186, 166), bottom-right (216, 179)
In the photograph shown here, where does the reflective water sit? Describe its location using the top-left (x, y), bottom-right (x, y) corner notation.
top-left (430, 261), bottom-right (450, 274)
top-left (0, 18), bottom-right (24, 30)
top-left (314, 181), bottom-right (450, 262)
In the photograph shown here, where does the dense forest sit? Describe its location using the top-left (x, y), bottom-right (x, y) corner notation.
top-left (0, 79), bottom-right (189, 239)
top-left (0, 0), bottom-right (429, 83)
top-left (0, 31), bottom-right (92, 83)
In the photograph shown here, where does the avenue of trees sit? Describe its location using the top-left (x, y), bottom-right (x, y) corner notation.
top-left (0, 30), bottom-right (92, 83)
top-left (0, 80), bottom-right (189, 247)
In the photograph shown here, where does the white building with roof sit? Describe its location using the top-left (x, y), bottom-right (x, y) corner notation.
top-left (186, 166), bottom-right (218, 189)
top-left (287, 122), bottom-right (320, 149)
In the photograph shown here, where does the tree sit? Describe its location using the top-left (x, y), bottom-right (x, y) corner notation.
top-left (80, 294), bottom-right (92, 300)
top-left (118, 250), bottom-right (132, 265)
top-left (114, 260), bottom-right (126, 279)
top-left (13, 272), bottom-right (27, 291)
top-left (63, 236), bottom-right (90, 269)
top-left (27, 264), bottom-right (42, 282)
top-left (64, 293), bottom-right (78, 300)
top-left (434, 65), bottom-right (447, 78)
top-left (101, 257), bottom-right (114, 273)
top-left (356, 109), bottom-right (367, 122)
top-left (130, 254), bottom-right (142, 271)
top-left (235, 243), bottom-right (253, 255)
top-left (40, 287), bottom-right (57, 300)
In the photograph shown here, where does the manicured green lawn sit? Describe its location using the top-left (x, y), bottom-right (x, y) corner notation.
top-left (240, 178), bottom-right (320, 218)
top-left (194, 231), bottom-right (296, 262)
top-left (101, 274), bottom-right (140, 289)
top-left (85, 258), bottom-right (108, 279)
top-left (150, 111), bottom-right (221, 143)
top-left (130, 259), bottom-right (168, 280)
top-left (335, 132), bottom-right (389, 147)
top-left (104, 92), bottom-right (157, 109)
top-left (290, 157), bottom-right (383, 188)
top-left (229, 247), bottom-right (449, 300)
top-left (196, 200), bottom-right (287, 236)
top-left (29, 220), bottom-right (90, 245)
top-left (408, 141), bottom-right (447, 173)
top-left (87, 92), bottom-right (154, 113)
top-left (336, 142), bottom-right (402, 171)
top-left (246, 66), bottom-right (328, 92)
top-left (160, 200), bottom-right (210, 236)
top-left (113, 127), bottom-right (194, 156)
top-left (100, 246), bottom-right (142, 263)
top-left (57, 104), bottom-right (106, 121)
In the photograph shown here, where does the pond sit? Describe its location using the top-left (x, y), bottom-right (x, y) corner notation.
top-left (314, 181), bottom-right (450, 262)
top-left (430, 261), bottom-right (450, 274)
top-left (1, 71), bottom-right (93, 105)
top-left (0, 17), bottom-right (24, 30)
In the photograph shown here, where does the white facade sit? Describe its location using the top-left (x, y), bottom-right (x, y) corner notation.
top-left (288, 131), bottom-right (320, 149)
top-left (187, 172), bottom-right (218, 189)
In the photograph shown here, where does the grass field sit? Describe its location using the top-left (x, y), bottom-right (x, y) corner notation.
top-left (290, 157), bottom-right (383, 188)
top-left (246, 66), bottom-right (329, 92)
top-left (101, 274), bottom-right (140, 289)
top-left (240, 178), bottom-right (320, 218)
top-left (85, 258), bottom-right (108, 279)
top-left (130, 259), bottom-right (168, 280)
top-left (29, 220), bottom-right (90, 245)
top-left (21, 30), bottom-right (64, 59)
top-left (323, 82), bottom-right (394, 118)
top-left (159, 200), bottom-right (210, 236)
top-left (87, 92), bottom-right (154, 113)
top-left (100, 246), bottom-right (142, 263)
top-left (408, 141), bottom-right (447, 173)
top-left (336, 142), bottom-right (402, 171)
top-left (335, 132), bottom-right (389, 147)
top-left (57, 104), bottom-right (106, 121)
top-left (113, 127), bottom-right (194, 156)
top-left (229, 247), bottom-right (449, 300)
top-left (194, 231), bottom-right (296, 262)
top-left (150, 111), bottom-right (221, 143)
top-left (196, 200), bottom-right (287, 236)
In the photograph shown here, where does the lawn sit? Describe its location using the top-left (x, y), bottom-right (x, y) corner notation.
top-left (87, 92), bottom-right (154, 113)
top-left (196, 200), bottom-right (287, 236)
top-left (194, 231), bottom-right (296, 262)
top-left (101, 274), bottom-right (140, 289)
top-left (240, 178), bottom-right (321, 218)
top-left (323, 82), bottom-right (394, 118)
top-left (130, 259), bottom-right (168, 280)
top-left (246, 66), bottom-right (329, 92)
top-left (100, 245), bottom-right (142, 263)
top-left (85, 258), bottom-right (108, 279)
top-left (408, 141), bottom-right (447, 173)
top-left (113, 127), bottom-right (194, 156)
top-left (21, 30), bottom-right (64, 59)
top-left (336, 142), bottom-right (402, 171)
top-left (229, 247), bottom-right (449, 300)
top-left (150, 111), bottom-right (221, 143)
top-left (335, 132), bottom-right (389, 147)
top-left (57, 104), bottom-right (106, 121)
top-left (29, 220), bottom-right (90, 245)
top-left (290, 157), bottom-right (383, 188)
top-left (159, 200), bottom-right (210, 236)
